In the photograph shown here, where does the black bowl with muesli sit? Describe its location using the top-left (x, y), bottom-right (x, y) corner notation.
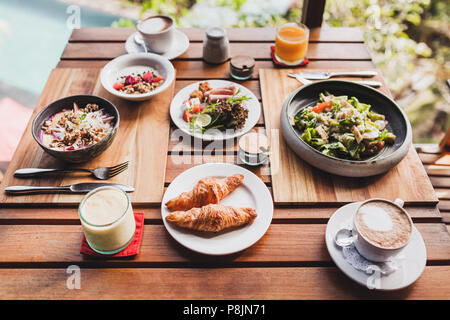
top-left (32, 95), bottom-right (119, 163)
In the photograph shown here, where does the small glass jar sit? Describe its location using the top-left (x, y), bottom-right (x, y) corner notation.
top-left (238, 131), bottom-right (270, 166)
top-left (78, 186), bottom-right (136, 255)
top-left (230, 55), bottom-right (255, 80)
top-left (203, 27), bottom-right (230, 64)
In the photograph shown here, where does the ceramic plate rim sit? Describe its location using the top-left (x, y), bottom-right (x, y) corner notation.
top-left (161, 163), bottom-right (273, 255)
top-left (170, 80), bottom-right (261, 141)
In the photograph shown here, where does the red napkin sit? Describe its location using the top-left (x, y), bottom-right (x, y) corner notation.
top-left (270, 45), bottom-right (309, 67)
top-left (80, 212), bottom-right (144, 257)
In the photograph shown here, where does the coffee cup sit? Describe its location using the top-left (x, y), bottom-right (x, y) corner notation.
top-left (137, 15), bottom-right (175, 54)
top-left (335, 198), bottom-right (413, 262)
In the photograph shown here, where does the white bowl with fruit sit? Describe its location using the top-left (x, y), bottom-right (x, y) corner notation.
top-left (100, 53), bottom-right (175, 102)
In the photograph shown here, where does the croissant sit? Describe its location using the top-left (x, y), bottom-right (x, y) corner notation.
top-left (165, 174), bottom-right (244, 212)
top-left (165, 204), bottom-right (257, 232)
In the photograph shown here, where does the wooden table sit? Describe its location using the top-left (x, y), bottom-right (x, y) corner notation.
top-left (0, 27), bottom-right (449, 300)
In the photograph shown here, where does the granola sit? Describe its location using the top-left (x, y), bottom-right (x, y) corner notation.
top-left (41, 103), bottom-right (115, 151)
top-left (113, 69), bottom-right (165, 95)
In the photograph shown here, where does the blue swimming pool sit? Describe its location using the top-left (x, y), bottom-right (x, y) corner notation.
top-left (0, 0), bottom-right (125, 97)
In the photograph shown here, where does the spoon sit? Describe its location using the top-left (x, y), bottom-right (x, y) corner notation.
top-left (134, 33), bottom-right (148, 53)
top-left (334, 228), bottom-right (357, 247)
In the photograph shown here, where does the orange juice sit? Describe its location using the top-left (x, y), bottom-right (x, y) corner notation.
top-left (275, 23), bottom-right (309, 65)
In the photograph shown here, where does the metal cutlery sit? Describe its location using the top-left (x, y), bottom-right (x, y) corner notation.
top-left (291, 70), bottom-right (378, 80)
top-left (134, 33), bottom-right (148, 53)
top-left (14, 161), bottom-right (129, 180)
top-left (5, 183), bottom-right (134, 194)
top-left (288, 73), bottom-right (382, 88)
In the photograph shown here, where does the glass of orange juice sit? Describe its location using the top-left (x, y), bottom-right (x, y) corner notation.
top-left (275, 22), bottom-right (309, 65)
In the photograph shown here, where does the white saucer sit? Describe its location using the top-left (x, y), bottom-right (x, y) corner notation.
top-left (161, 163), bottom-right (273, 255)
top-left (325, 202), bottom-right (427, 291)
top-left (125, 30), bottom-right (189, 60)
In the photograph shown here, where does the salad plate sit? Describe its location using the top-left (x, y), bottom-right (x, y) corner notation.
top-left (161, 163), bottom-right (273, 255)
top-left (170, 80), bottom-right (261, 141)
top-left (280, 80), bottom-right (412, 177)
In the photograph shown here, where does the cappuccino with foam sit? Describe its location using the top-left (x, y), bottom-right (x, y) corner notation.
top-left (355, 200), bottom-right (412, 249)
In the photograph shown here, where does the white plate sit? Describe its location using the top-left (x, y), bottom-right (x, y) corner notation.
top-left (161, 163), bottom-right (273, 255)
top-left (100, 53), bottom-right (175, 102)
top-left (325, 202), bottom-right (427, 290)
top-left (125, 30), bottom-right (189, 60)
top-left (170, 80), bottom-right (261, 141)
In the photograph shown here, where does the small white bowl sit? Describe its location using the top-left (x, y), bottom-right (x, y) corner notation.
top-left (100, 53), bottom-right (175, 102)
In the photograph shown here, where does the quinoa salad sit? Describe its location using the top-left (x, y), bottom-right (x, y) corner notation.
top-left (40, 103), bottom-right (115, 151)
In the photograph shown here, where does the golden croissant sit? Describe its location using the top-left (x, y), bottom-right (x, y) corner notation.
top-left (165, 204), bottom-right (257, 232)
top-left (165, 174), bottom-right (244, 212)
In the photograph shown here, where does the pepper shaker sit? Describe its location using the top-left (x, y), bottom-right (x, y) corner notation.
top-left (203, 27), bottom-right (230, 64)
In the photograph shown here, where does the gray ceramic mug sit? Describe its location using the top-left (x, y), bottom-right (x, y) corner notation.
top-left (137, 15), bottom-right (175, 54)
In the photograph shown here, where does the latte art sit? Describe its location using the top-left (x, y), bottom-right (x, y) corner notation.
top-left (355, 200), bottom-right (412, 249)
top-left (359, 205), bottom-right (393, 231)
top-left (139, 16), bottom-right (172, 34)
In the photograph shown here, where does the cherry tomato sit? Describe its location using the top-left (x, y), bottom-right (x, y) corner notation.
top-left (192, 105), bottom-right (204, 113)
top-left (113, 82), bottom-right (124, 90)
top-left (312, 101), bottom-right (333, 113)
top-left (183, 109), bottom-right (193, 122)
top-left (143, 72), bottom-right (153, 82)
top-left (154, 75), bottom-right (164, 82)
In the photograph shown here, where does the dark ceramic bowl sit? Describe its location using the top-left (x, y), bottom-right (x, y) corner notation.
top-left (280, 80), bottom-right (412, 177)
top-left (32, 95), bottom-right (120, 163)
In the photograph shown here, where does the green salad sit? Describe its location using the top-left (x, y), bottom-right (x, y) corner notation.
top-left (293, 92), bottom-right (396, 160)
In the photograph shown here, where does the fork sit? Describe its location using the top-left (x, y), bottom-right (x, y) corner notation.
top-left (14, 161), bottom-right (129, 180)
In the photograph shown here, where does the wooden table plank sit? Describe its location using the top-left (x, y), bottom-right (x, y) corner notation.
top-left (61, 42), bottom-right (372, 61)
top-left (168, 126), bottom-right (266, 153)
top-left (165, 154), bottom-right (271, 184)
top-left (57, 60), bottom-right (376, 77)
top-left (425, 165), bottom-right (450, 176)
top-left (430, 176), bottom-right (450, 188)
top-left (69, 27), bottom-right (365, 43)
top-left (0, 223), bottom-right (447, 265)
top-left (1, 266), bottom-right (448, 299)
top-left (0, 205), bottom-right (441, 224)
top-left (434, 188), bottom-right (450, 200)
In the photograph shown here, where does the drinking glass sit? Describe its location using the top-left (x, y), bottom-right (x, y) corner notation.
top-left (78, 186), bottom-right (136, 255)
top-left (274, 22), bottom-right (309, 65)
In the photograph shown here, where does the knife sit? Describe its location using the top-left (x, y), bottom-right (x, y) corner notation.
top-left (5, 183), bottom-right (134, 194)
top-left (292, 70), bottom-right (378, 80)
top-left (288, 73), bottom-right (382, 88)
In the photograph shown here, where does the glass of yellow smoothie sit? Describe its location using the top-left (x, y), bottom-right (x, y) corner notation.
top-left (78, 186), bottom-right (136, 255)
top-left (275, 22), bottom-right (309, 65)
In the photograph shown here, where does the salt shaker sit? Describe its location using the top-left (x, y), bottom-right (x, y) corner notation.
top-left (203, 27), bottom-right (230, 64)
